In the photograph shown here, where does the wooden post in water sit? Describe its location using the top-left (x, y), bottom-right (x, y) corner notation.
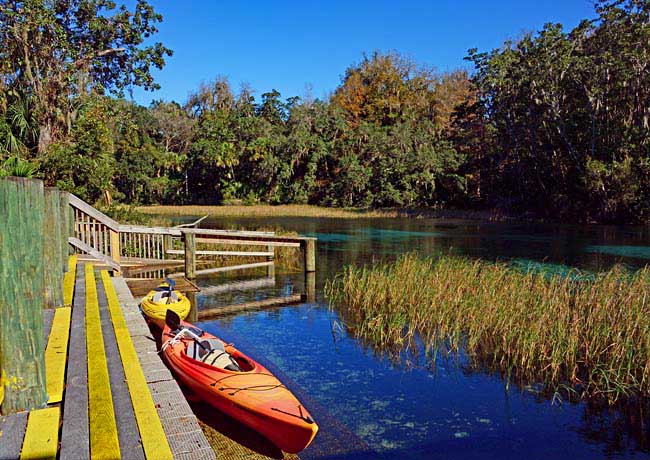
top-left (266, 244), bottom-right (275, 278)
top-left (186, 291), bottom-right (198, 322)
top-left (59, 191), bottom-right (71, 271)
top-left (0, 177), bottom-right (47, 413)
top-left (43, 187), bottom-right (64, 308)
top-left (184, 232), bottom-right (196, 279)
top-left (304, 272), bottom-right (316, 303)
top-left (302, 238), bottom-right (316, 272)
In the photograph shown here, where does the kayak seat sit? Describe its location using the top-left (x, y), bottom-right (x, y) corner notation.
top-left (152, 291), bottom-right (180, 303)
top-left (186, 338), bottom-right (241, 372)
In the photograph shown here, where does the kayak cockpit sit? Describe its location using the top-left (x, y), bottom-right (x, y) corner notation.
top-left (151, 290), bottom-right (181, 304)
top-left (186, 338), bottom-right (242, 371)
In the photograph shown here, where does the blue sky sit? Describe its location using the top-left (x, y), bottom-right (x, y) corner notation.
top-left (130, 0), bottom-right (597, 106)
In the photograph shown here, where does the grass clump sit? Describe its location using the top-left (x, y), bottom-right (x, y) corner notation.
top-left (325, 254), bottom-right (650, 403)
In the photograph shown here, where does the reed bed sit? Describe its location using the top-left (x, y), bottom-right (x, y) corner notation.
top-left (138, 204), bottom-right (400, 218)
top-left (137, 204), bottom-right (506, 220)
top-left (325, 254), bottom-right (650, 403)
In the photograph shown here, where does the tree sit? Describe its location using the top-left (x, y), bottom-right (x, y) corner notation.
top-left (0, 0), bottom-right (172, 154)
top-left (43, 97), bottom-right (115, 202)
top-left (465, 0), bottom-right (650, 221)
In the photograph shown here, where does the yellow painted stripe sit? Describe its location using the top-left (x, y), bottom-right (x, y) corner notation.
top-left (0, 369), bottom-right (4, 407)
top-left (20, 406), bottom-right (60, 460)
top-left (45, 306), bottom-right (71, 404)
top-left (101, 271), bottom-right (173, 460)
top-left (85, 265), bottom-right (121, 460)
top-left (63, 255), bottom-right (78, 307)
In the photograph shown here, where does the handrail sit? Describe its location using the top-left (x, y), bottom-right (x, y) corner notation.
top-left (179, 228), bottom-right (315, 243)
top-left (67, 192), bottom-right (316, 278)
top-left (179, 228), bottom-right (276, 237)
top-left (68, 237), bottom-right (120, 271)
top-left (173, 215), bottom-right (209, 228)
top-left (68, 194), bottom-right (120, 232)
top-left (118, 224), bottom-right (181, 236)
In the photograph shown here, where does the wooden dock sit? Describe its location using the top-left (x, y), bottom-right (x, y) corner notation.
top-left (0, 257), bottom-right (215, 460)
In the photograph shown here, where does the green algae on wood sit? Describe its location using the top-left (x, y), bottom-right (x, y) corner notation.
top-left (43, 187), bottom-right (64, 308)
top-left (0, 177), bottom-right (47, 413)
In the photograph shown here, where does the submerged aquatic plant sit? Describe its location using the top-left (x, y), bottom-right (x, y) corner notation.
top-left (325, 254), bottom-right (650, 403)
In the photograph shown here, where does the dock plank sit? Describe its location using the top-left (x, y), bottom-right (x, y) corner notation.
top-left (60, 263), bottom-right (90, 460)
top-left (96, 274), bottom-right (145, 460)
top-left (20, 406), bottom-right (60, 460)
top-left (101, 271), bottom-right (173, 460)
top-left (84, 265), bottom-right (120, 460)
top-left (45, 307), bottom-right (71, 404)
top-left (0, 412), bottom-right (28, 460)
top-left (63, 255), bottom-right (77, 307)
top-left (110, 276), bottom-right (215, 460)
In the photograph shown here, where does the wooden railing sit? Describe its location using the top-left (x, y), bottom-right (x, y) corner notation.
top-left (67, 194), bottom-right (316, 278)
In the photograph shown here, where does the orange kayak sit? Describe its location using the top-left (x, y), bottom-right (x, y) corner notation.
top-left (161, 317), bottom-right (318, 453)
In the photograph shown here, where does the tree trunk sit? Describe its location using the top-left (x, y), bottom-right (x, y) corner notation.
top-left (38, 123), bottom-right (53, 155)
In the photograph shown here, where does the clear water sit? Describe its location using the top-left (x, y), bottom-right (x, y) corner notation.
top-left (180, 216), bottom-right (650, 459)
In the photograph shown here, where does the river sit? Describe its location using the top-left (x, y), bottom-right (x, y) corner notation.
top-left (167, 215), bottom-right (650, 460)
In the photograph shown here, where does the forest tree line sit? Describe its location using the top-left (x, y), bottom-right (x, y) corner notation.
top-left (1, 0), bottom-right (649, 223)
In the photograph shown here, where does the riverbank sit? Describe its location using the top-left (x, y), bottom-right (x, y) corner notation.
top-left (325, 253), bottom-right (650, 403)
top-left (137, 204), bottom-right (510, 221)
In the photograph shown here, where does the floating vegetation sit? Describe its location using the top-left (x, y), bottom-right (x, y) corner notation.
top-left (325, 254), bottom-right (650, 403)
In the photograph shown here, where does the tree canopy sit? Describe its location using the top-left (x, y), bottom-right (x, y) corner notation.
top-left (1, 0), bottom-right (649, 223)
top-left (0, 0), bottom-right (172, 153)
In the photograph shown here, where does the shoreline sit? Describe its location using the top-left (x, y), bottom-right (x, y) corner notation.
top-left (137, 204), bottom-right (517, 221)
top-left (136, 204), bottom-right (650, 226)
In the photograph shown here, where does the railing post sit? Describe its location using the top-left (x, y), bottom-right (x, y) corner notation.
top-left (110, 230), bottom-right (121, 276)
top-left (68, 198), bottom-right (75, 251)
top-left (184, 232), bottom-right (196, 279)
top-left (302, 238), bottom-right (316, 272)
top-left (0, 177), bottom-right (48, 413)
top-left (43, 187), bottom-right (64, 308)
top-left (163, 234), bottom-right (172, 259)
top-left (59, 191), bottom-right (71, 271)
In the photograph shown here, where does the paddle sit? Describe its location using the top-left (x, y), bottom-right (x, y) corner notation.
top-left (165, 309), bottom-right (181, 331)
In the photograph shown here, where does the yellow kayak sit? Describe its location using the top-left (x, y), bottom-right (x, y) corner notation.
top-left (141, 278), bottom-right (191, 328)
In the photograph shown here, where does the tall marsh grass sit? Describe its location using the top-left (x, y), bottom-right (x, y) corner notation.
top-left (325, 254), bottom-right (650, 403)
